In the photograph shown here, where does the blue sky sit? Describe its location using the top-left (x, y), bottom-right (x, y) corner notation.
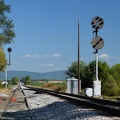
top-left (4, 0), bottom-right (120, 73)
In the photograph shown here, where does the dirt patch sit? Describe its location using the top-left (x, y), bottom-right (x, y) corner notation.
top-left (0, 89), bottom-right (13, 110)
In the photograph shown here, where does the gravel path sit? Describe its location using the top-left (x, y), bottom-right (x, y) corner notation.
top-left (23, 90), bottom-right (120, 120)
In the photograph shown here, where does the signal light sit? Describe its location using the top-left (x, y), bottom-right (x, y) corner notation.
top-left (95, 17), bottom-right (99, 20)
top-left (91, 16), bottom-right (104, 30)
top-left (96, 26), bottom-right (99, 29)
top-left (100, 22), bottom-right (103, 25)
top-left (98, 18), bottom-right (102, 22)
top-left (91, 21), bottom-right (94, 25)
top-left (93, 25), bottom-right (95, 28)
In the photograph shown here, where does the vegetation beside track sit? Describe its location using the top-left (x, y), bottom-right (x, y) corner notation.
top-left (31, 81), bottom-right (66, 92)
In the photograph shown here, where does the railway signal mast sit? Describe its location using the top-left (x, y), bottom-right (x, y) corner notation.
top-left (91, 16), bottom-right (104, 97)
top-left (5, 47), bottom-right (12, 89)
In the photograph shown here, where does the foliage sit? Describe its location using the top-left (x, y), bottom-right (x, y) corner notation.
top-left (0, 0), bottom-right (15, 46)
top-left (82, 61), bottom-right (110, 88)
top-left (0, 0), bottom-right (15, 72)
top-left (82, 61), bottom-right (95, 88)
top-left (30, 81), bottom-right (44, 87)
top-left (42, 82), bottom-right (66, 92)
top-left (98, 61), bottom-right (110, 81)
top-left (21, 76), bottom-right (32, 85)
top-left (0, 48), bottom-right (7, 71)
top-left (102, 74), bottom-right (119, 96)
top-left (65, 60), bottom-right (120, 96)
top-left (0, 80), bottom-right (3, 89)
top-left (65, 60), bottom-right (86, 79)
top-left (11, 77), bottom-right (19, 85)
top-left (110, 64), bottom-right (120, 88)
top-left (31, 81), bottom-right (66, 92)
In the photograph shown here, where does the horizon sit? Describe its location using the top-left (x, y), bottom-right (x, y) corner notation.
top-left (7, 69), bottom-right (67, 73)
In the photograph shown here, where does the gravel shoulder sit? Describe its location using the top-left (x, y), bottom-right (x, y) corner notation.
top-left (0, 88), bottom-right (120, 120)
top-left (23, 90), bottom-right (120, 120)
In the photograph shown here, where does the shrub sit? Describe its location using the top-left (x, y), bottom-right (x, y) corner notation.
top-left (102, 75), bottom-right (119, 96)
top-left (0, 80), bottom-right (3, 89)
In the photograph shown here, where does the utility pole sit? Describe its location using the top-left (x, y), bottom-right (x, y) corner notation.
top-left (78, 20), bottom-right (80, 94)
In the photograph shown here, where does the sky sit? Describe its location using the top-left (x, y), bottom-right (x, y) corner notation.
top-left (3, 0), bottom-right (120, 73)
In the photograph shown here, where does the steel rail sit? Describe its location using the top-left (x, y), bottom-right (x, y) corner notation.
top-left (0, 84), bottom-right (35, 120)
top-left (24, 85), bottom-right (120, 117)
top-left (0, 85), bottom-right (20, 119)
top-left (24, 85), bottom-right (120, 106)
top-left (22, 89), bottom-right (35, 120)
top-left (48, 92), bottom-right (120, 117)
top-left (19, 83), bottom-right (35, 120)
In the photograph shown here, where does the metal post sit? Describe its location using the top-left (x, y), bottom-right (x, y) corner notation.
top-left (95, 50), bottom-right (98, 81)
top-left (78, 20), bottom-right (80, 93)
top-left (5, 47), bottom-right (12, 89)
top-left (5, 67), bottom-right (8, 89)
top-left (9, 52), bottom-right (10, 65)
top-left (95, 29), bottom-right (98, 81)
top-left (7, 47), bottom-right (12, 65)
top-left (91, 16), bottom-right (104, 97)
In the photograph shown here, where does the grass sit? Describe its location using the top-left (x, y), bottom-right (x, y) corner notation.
top-left (31, 82), bottom-right (44, 87)
top-left (31, 81), bottom-right (66, 92)
top-left (102, 95), bottom-right (120, 102)
top-left (0, 88), bottom-right (12, 96)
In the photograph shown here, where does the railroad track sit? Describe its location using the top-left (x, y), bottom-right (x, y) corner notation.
top-left (1, 83), bottom-right (120, 119)
top-left (0, 84), bottom-right (34, 120)
top-left (24, 84), bottom-right (120, 117)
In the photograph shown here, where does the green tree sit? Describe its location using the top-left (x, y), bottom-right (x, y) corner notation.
top-left (102, 74), bottom-right (119, 96)
top-left (24, 76), bottom-right (32, 85)
top-left (110, 64), bottom-right (120, 88)
top-left (65, 60), bottom-right (86, 79)
top-left (0, 0), bottom-right (15, 72)
top-left (83, 61), bottom-right (110, 88)
top-left (21, 77), bottom-right (26, 83)
top-left (0, 48), bottom-right (7, 71)
top-left (0, 0), bottom-right (15, 46)
top-left (65, 60), bottom-right (111, 89)
top-left (11, 77), bottom-right (19, 85)
top-left (109, 64), bottom-right (120, 95)
top-left (0, 80), bottom-right (3, 88)
top-left (98, 61), bottom-right (110, 82)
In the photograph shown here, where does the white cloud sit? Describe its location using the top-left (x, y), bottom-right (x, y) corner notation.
top-left (99, 54), bottom-right (120, 61)
top-left (22, 54), bottom-right (39, 58)
top-left (40, 64), bottom-right (54, 67)
top-left (99, 54), bottom-right (111, 61)
top-left (21, 53), bottom-right (62, 58)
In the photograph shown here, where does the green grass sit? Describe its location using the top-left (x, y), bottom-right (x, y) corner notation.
top-left (102, 95), bottom-right (120, 102)
top-left (31, 82), bottom-right (44, 87)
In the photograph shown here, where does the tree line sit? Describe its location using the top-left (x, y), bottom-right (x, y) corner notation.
top-left (0, 75), bottom-right (32, 88)
top-left (65, 60), bottom-right (120, 96)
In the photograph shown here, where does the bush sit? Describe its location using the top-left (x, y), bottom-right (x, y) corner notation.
top-left (102, 75), bottom-right (119, 96)
top-left (42, 82), bottom-right (66, 92)
top-left (42, 83), bottom-right (53, 88)
top-left (0, 80), bottom-right (3, 89)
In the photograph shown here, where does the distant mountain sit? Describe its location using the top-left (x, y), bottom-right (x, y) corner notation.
top-left (0, 70), bottom-right (68, 80)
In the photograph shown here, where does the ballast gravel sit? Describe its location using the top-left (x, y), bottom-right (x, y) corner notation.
top-left (23, 90), bottom-right (120, 120)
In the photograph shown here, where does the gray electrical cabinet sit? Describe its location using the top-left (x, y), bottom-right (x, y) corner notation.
top-left (66, 77), bottom-right (78, 94)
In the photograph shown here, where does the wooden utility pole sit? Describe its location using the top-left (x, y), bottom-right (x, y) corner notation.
top-left (78, 20), bottom-right (80, 94)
